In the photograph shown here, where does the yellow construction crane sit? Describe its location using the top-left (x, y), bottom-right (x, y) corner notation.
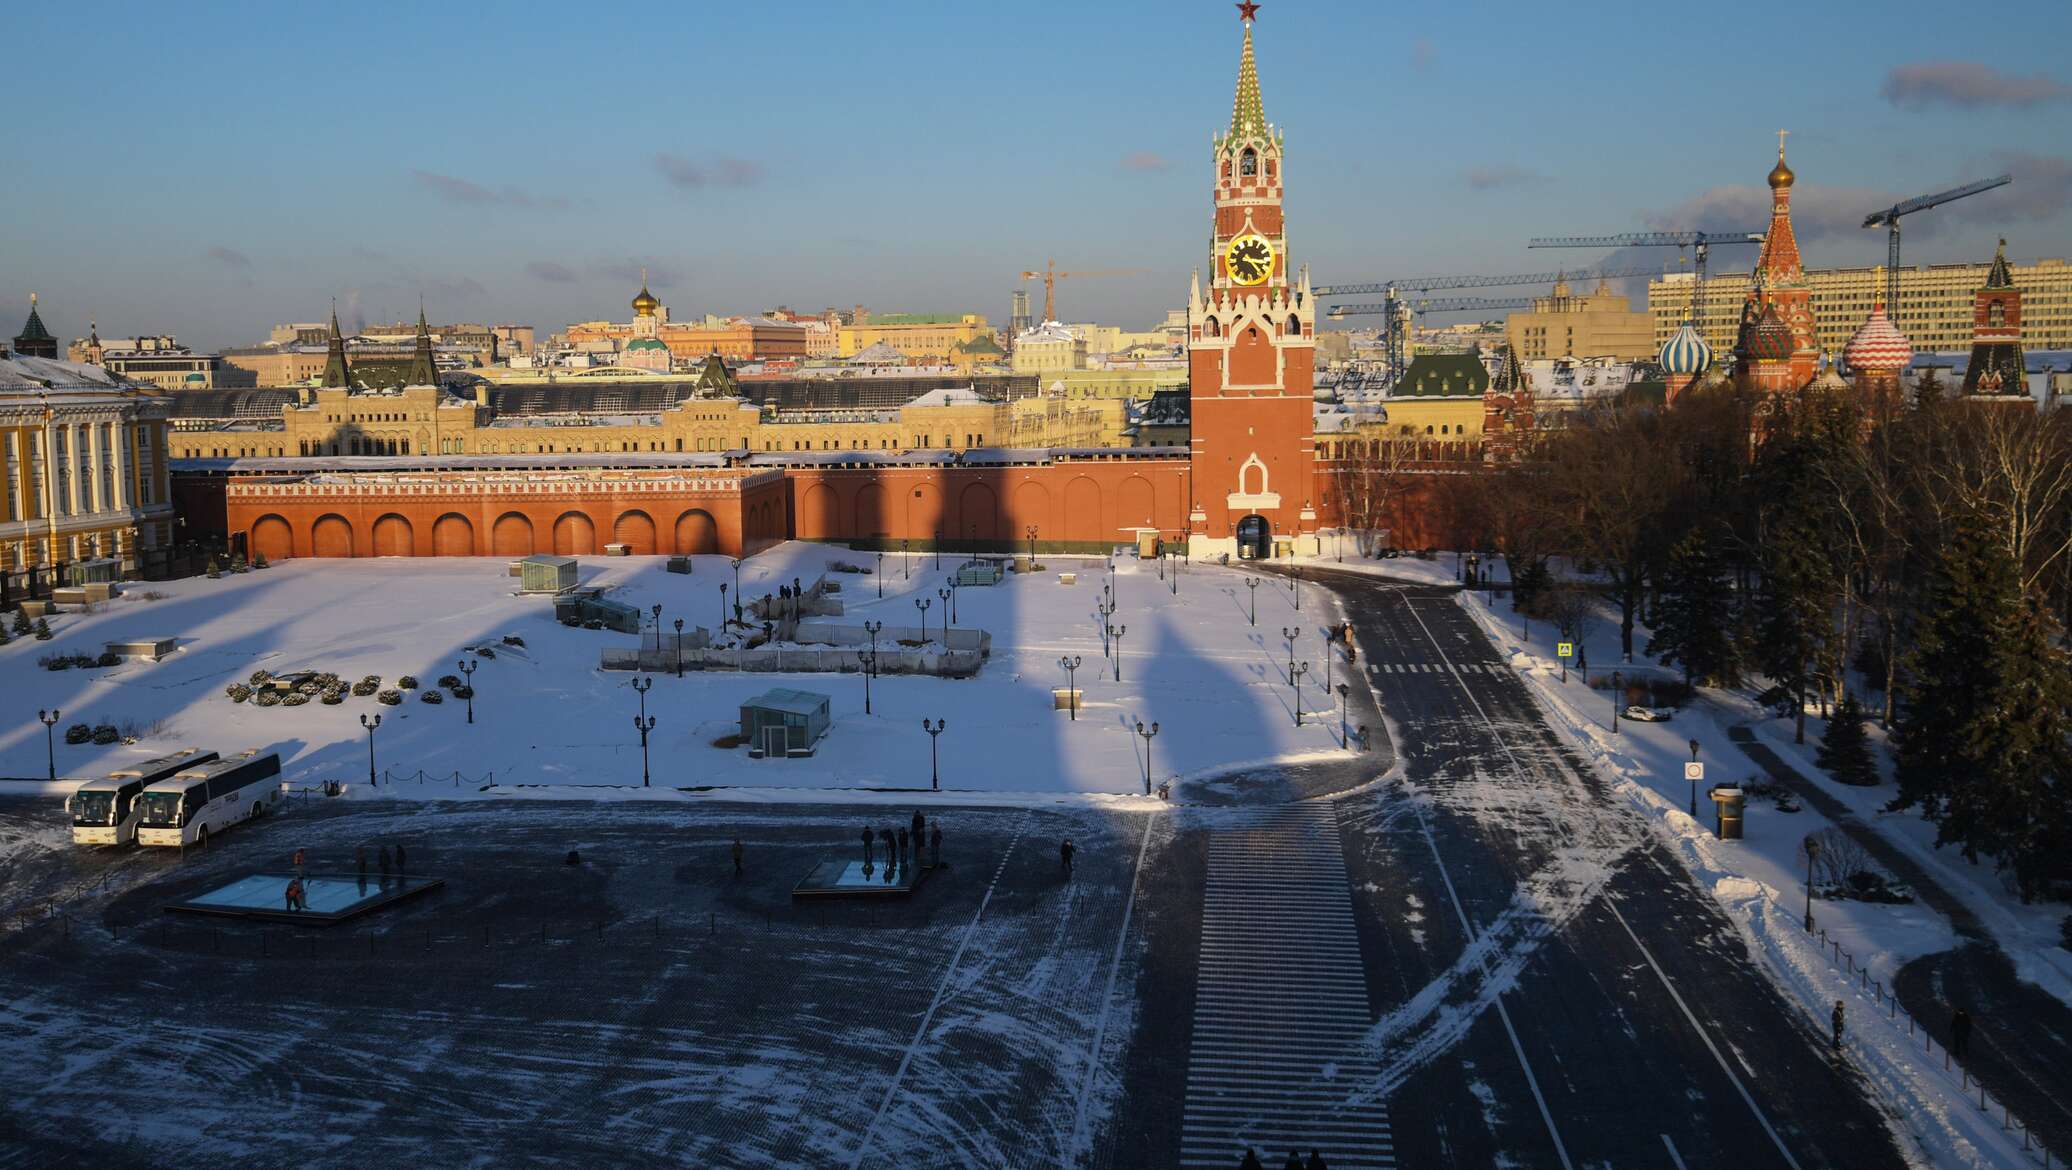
top-left (1019, 260), bottom-right (1146, 324)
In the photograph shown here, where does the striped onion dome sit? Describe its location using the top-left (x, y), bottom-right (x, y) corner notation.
top-left (1658, 321), bottom-right (1712, 375)
top-left (1747, 304), bottom-right (1795, 361)
top-left (1843, 303), bottom-right (1912, 373)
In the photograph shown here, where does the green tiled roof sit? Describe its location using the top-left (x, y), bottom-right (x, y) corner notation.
top-left (1395, 351), bottom-right (1489, 398)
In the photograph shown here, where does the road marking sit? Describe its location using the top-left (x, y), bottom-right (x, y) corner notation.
top-left (1180, 803), bottom-right (1393, 1169)
top-left (848, 814), bottom-right (1030, 1170)
top-left (1662, 1132), bottom-right (1689, 1170)
top-left (1068, 812), bottom-right (1158, 1165)
top-left (1395, 594), bottom-right (1805, 1170)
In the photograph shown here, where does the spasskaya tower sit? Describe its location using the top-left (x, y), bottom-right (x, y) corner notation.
top-left (1187, 2), bottom-right (1318, 561)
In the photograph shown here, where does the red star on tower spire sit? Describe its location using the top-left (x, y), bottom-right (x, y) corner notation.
top-left (1236, 1), bottom-right (1260, 22)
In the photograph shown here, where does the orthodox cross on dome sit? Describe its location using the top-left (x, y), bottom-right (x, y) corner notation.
top-left (1236, 1), bottom-right (1260, 21)
top-left (1777, 128), bottom-right (1788, 154)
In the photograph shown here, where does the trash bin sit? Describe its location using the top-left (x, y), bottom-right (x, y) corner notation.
top-left (1709, 784), bottom-right (1746, 840)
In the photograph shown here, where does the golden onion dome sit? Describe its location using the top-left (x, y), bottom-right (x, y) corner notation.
top-left (632, 285), bottom-right (659, 317)
top-left (1768, 153), bottom-right (1795, 189)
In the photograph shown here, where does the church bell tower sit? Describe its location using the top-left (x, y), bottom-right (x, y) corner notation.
top-left (1187, 3), bottom-right (1318, 560)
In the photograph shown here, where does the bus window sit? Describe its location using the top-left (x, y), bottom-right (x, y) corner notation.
top-left (72, 791), bottom-right (116, 826)
top-left (138, 790), bottom-right (186, 826)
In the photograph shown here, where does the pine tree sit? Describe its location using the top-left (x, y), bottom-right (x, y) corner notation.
top-left (1648, 527), bottom-right (1742, 687)
top-left (1816, 694), bottom-right (1878, 786)
top-left (1754, 515), bottom-right (1836, 743)
top-left (32, 617), bottom-right (52, 641)
top-left (10, 608), bottom-right (27, 636)
top-left (1893, 514), bottom-right (2072, 901)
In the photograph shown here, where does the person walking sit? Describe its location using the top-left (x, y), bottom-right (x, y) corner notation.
top-left (929, 823), bottom-right (942, 868)
top-left (731, 837), bottom-right (744, 879)
top-left (880, 828), bottom-right (897, 869)
top-left (911, 811), bottom-right (926, 855)
top-left (898, 826), bottom-right (911, 865)
top-left (1831, 1000), bottom-right (1846, 1051)
top-left (292, 848), bottom-right (306, 874)
top-left (378, 845), bottom-right (392, 884)
top-left (284, 877), bottom-right (305, 912)
top-left (1060, 837), bottom-right (1075, 878)
top-left (861, 826), bottom-right (875, 865)
top-left (1950, 1008), bottom-right (1973, 1060)
top-left (355, 847), bottom-right (369, 893)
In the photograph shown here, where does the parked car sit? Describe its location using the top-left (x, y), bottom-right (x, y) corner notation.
top-left (1623, 705), bottom-right (1676, 722)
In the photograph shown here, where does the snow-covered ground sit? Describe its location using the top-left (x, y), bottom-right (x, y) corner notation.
top-left (1, 546), bottom-right (1349, 805)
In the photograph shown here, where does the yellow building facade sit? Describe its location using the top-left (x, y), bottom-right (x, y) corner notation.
top-left (836, 315), bottom-right (992, 360)
top-left (1505, 278), bottom-right (1655, 361)
top-left (1649, 258), bottom-right (2072, 356)
top-left (1, 362), bottom-right (176, 571)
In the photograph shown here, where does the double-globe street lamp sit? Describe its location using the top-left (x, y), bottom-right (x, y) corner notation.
top-left (1109, 623), bottom-right (1128, 682)
top-left (673, 618), bottom-right (685, 677)
top-left (632, 676), bottom-right (655, 787)
top-left (915, 597), bottom-right (933, 646)
top-left (1135, 720), bottom-right (1159, 795)
top-left (1245, 576), bottom-right (1260, 626)
top-left (38, 708), bottom-right (60, 781)
top-left (1059, 655), bottom-right (1082, 720)
top-left (922, 718), bottom-right (946, 790)
top-left (1291, 662), bottom-right (1310, 726)
top-left (360, 712), bottom-right (381, 787)
top-left (457, 657), bottom-right (478, 724)
top-left (1282, 626), bottom-right (1301, 684)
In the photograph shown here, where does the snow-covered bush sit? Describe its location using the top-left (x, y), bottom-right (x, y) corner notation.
top-left (319, 689), bottom-right (344, 706)
top-left (501, 635), bottom-right (524, 648)
top-left (352, 679), bottom-right (379, 697)
top-left (376, 689), bottom-right (403, 706)
top-left (397, 675), bottom-right (419, 690)
top-left (437, 674), bottom-right (462, 690)
top-left (254, 690), bottom-right (282, 707)
top-left (96, 651), bottom-right (120, 668)
top-left (91, 724), bottom-right (119, 745)
top-left (226, 683), bottom-right (253, 703)
top-left (474, 646), bottom-right (496, 659)
top-left (250, 669), bottom-right (274, 686)
top-left (420, 690), bottom-right (443, 705)
top-left (449, 685), bottom-right (473, 700)
top-left (64, 723), bottom-right (93, 744)
top-left (359, 674), bottom-right (381, 688)
top-left (314, 672), bottom-right (341, 688)
top-left (281, 693), bottom-right (310, 707)
top-left (41, 654), bottom-right (73, 671)
top-left (296, 680), bottom-right (323, 696)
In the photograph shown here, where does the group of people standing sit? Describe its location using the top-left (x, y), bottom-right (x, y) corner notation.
top-left (1238, 1150), bottom-right (1330, 1170)
top-left (862, 811), bottom-right (942, 873)
top-left (279, 843), bottom-right (411, 912)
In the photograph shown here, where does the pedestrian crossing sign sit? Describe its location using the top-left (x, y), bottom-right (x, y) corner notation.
top-left (1557, 642), bottom-right (1573, 658)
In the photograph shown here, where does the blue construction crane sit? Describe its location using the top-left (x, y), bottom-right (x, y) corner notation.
top-left (1324, 296), bottom-right (1534, 386)
top-left (1863, 175), bottom-right (2011, 315)
top-left (1528, 230), bottom-right (1764, 332)
top-left (1313, 265), bottom-right (1662, 299)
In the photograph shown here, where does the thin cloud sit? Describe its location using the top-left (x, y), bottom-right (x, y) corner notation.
top-left (654, 152), bottom-right (765, 190)
top-left (1978, 152), bottom-right (2072, 221)
top-left (1644, 182), bottom-right (1904, 242)
top-left (591, 260), bottom-right (683, 290)
top-left (1881, 61), bottom-right (2071, 110)
top-left (1463, 165), bottom-right (1546, 191)
top-left (205, 245), bottom-right (251, 270)
top-left (526, 261), bottom-right (578, 284)
top-left (1120, 151), bottom-right (1171, 173)
top-left (1410, 39), bottom-right (1436, 72)
top-left (410, 169), bottom-right (571, 210)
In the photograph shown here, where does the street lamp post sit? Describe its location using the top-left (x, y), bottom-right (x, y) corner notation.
top-left (933, 530), bottom-right (942, 569)
top-left (718, 582), bottom-right (729, 633)
top-left (1291, 563), bottom-right (1302, 611)
top-left (1803, 835), bottom-right (1821, 932)
top-left (1109, 623), bottom-right (1127, 682)
top-left (1059, 655), bottom-right (1082, 720)
top-left (632, 676), bottom-right (654, 787)
top-left (1337, 683), bottom-right (1351, 747)
top-left (38, 709), bottom-right (59, 781)
top-left (360, 712), bottom-right (381, 787)
top-left (1246, 577), bottom-right (1260, 626)
top-left (937, 587), bottom-right (953, 637)
top-left (672, 618), bottom-right (684, 677)
top-left (1291, 662), bottom-right (1310, 726)
top-left (650, 603), bottom-right (662, 636)
top-left (1282, 626), bottom-right (1300, 683)
top-left (901, 538), bottom-right (910, 579)
top-left (1026, 525), bottom-right (1038, 564)
top-left (922, 718), bottom-right (945, 790)
top-left (730, 558), bottom-right (743, 603)
top-left (943, 580), bottom-right (959, 625)
top-left (914, 597), bottom-right (932, 645)
top-left (1169, 548), bottom-right (1178, 596)
top-left (876, 550), bottom-right (884, 597)
top-left (1135, 720), bottom-right (1159, 795)
top-left (1688, 737), bottom-right (1701, 817)
top-left (1611, 670), bottom-right (1624, 734)
top-left (457, 657), bottom-right (477, 724)
top-left (856, 649), bottom-right (876, 714)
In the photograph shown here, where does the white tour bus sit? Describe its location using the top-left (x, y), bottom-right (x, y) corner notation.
top-left (134, 750), bottom-right (282, 848)
top-left (69, 748), bottom-right (220, 846)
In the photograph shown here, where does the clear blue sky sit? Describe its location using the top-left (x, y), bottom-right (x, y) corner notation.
top-left (6, 0), bottom-right (2071, 349)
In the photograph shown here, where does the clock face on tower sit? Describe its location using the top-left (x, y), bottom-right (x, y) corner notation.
top-left (1225, 233), bottom-right (1274, 286)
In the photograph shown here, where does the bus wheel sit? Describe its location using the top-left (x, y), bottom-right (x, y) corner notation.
top-left (197, 826), bottom-right (209, 850)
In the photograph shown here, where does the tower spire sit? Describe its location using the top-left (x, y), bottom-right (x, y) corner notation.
top-left (407, 296), bottom-right (438, 387)
top-left (1229, 6), bottom-right (1266, 140)
top-left (322, 298), bottom-right (353, 389)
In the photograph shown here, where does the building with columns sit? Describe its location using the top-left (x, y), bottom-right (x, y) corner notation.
top-left (0, 352), bottom-right (175, 573)
top-left (1186, 6), bottom-right (1319, 560)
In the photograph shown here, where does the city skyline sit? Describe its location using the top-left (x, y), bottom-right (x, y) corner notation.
top-left (5, 0), bottom-right (2072, 349)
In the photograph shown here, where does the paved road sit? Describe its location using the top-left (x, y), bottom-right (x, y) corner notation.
top-left (1273, 569), bottom-right (1908, 1169)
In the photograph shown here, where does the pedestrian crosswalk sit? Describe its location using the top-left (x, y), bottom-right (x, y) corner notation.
top-left (1181, 803), bottom-right (1393, 1169)
top-left (1367, 661), bottom-right (1503, 675)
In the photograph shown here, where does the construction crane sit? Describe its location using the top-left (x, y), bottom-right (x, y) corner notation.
top-left (1314, 266), bottom-right (1662, 299)
top-left (1529, 230), bottom-right (1763, 337)
top-left (1017, 259), bottom-right (1146, 325)
top-left (1863, 175), bottom-right (2011, 315)
top-left (1324, 296), bottom-right (1534, 387)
